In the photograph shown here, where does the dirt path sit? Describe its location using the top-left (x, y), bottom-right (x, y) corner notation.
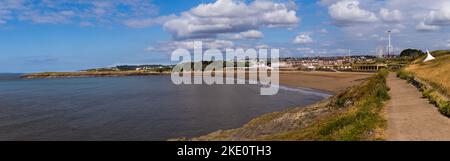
top-left (386, 73), bottom-right (450, 140)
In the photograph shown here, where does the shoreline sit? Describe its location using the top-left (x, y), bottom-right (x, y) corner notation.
top-left (21, 71), bottom-right (372, 94)
top-left (6, 71), bottom-right (374, 140)
top-left (20, 71), bottom-right (171, 79)
top-left (187, 70), bottom-right (387, 141)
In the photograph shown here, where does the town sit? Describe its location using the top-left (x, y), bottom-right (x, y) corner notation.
top-left (84, 54), bottom-right (409, 73)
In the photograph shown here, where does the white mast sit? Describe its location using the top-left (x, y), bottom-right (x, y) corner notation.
top-left (348, 49), bottom-right (351, 61)
top-left (387, 30), bottom-right (391, 57)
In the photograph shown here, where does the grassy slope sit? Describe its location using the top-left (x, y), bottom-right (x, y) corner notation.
top-left (264, 70), bottom-right (390, 141)
top-left (403, 50), bottom-right (450, 116)
top-left (192, 70), bottom-right (390, 141)
top-left (406, 50), bottom-right (450, 96)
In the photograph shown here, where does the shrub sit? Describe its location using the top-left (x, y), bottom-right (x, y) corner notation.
top-left (316, 69), bottom-right (390, 140)
top-left (397, 70), bottom-right (414, 81)
top-left (439, 102), bottom-right (450, 116)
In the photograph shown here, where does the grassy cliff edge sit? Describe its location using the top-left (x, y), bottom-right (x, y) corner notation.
top-left (21, 71), bottom-right (170, 79)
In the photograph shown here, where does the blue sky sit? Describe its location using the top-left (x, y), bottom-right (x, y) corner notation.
top-left (1, 0), bottom-right (450, 73)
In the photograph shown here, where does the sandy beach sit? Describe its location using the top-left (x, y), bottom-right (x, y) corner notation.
top-left (279, 71), bottom-right (373, 93)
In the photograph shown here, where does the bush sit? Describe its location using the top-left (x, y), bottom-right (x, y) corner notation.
top-left (400, 49), bottom-right (425, 58)
top-left (439, 102), bottom-right (450, 116)
top-left (316, 69), bottom-right (390, 140)
top-left (397, 70), bottom-right (414, 82)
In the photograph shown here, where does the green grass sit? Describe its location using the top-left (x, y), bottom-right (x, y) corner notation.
top-left (396, 70), bottom-right (414, 82)
top-left (402, 51), bottom-right (450, 117)
top-left (397, 68), bottom-right (450, 117)
top-left (263, 69), bottom-right (390, 140)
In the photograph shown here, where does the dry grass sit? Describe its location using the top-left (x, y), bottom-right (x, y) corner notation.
top-left (406, 53), bottom-right (450, 96)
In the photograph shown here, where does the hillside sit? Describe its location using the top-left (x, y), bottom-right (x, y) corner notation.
top-left (406, 50), bottom-right (450, 96)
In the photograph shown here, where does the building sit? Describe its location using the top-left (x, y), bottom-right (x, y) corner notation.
top-left (352, 63), bottom-right (387, 72)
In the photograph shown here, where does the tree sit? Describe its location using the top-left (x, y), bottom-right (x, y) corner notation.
top-left (400, 49), bottom-right (424, 58)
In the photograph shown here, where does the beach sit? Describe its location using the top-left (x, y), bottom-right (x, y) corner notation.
top-left (279, 71), bottom-right (373, 93)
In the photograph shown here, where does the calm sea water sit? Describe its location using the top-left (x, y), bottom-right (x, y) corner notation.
top-left (0, 74), bottom-right (330, 140)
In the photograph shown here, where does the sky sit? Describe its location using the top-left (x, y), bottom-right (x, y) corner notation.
top-left (1, 0), bottom-right (450, 73)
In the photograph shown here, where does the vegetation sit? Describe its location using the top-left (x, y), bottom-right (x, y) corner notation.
top-left (396, 70), bottom-right (415, 82)
top-left (264, 69), bottom-right (390, 140)
top-left (407, 50), bottom-right (450, 94)
top-left (21, 71), bottom-right (169, 79)
top-left (396, 50), bottom-right (450, 117)
top-left (397, 70), bottom-right (450, 117)
top-left (399, 48), bottom-right (424, 58)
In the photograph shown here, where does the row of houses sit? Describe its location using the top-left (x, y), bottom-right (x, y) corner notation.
top-left (281, 56), bottom-right (385, 72)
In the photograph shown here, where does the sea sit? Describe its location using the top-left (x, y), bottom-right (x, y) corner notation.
top-left (0, 74), bottom-right (330, 140)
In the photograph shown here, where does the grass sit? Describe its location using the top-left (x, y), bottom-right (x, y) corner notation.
top-left (397, 69), bottom-right (450, 117)
top-left (262, 69), bottom-right (390, 141)
top-left (406, 55), bottom-right (450, 96)
top-left (397, 50), bottom-right (450, 117)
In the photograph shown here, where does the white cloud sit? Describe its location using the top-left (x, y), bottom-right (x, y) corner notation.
top-left (318, 0), bottom-right (340, 6)
top-left (416, 22), bottom-right (440, 31)
top-left (124, 15), bottom-right (176, 28)
top-left (163, 0), bottom-right (299, 40)
top-left (255, 44), bottom-right (270, 48)
top-left (423, 4), bottom-right (450, 26)
top-left (328, 0), bottom-right (378, 26)
top-left (296, 47), bottom-right (315, 54)
top-left (379, 8), bottom-right (403, 23)
top-left (390, 28), bottom-right (401, 33)
top-left (147, 39), bottom-right (235, 53)
top-left (228, 30), bottom-right (264, 40)
top-left (0, 0), bottom-right (159, 26)
top-left (293, 33), bottom-right (313, 44)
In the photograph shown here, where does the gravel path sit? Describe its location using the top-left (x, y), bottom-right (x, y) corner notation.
top-left (386, 73), bottom-right (450, 141)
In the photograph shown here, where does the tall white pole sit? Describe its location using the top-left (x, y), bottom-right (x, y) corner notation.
top-left (388, 30), bottom-right (391, 57)
top-left (348, 49), bottom-right (351, 61)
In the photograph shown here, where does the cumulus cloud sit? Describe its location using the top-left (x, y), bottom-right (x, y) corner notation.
top-left (328, 0), bottom-right (378, 26)
top-left (124, 15), bottom-right (176, 28)
top-left (379, 8), bottom-right (403, 23)
top-left (228, 30), bottom-right (264, 40)
top-left (0, 0), bottom-right (159, 26)
top-left (293, 33), bottom-right (313, 44)
top-left (163, 0), bottom-right (299, 40)
top-left (416, 22), bottom-right (440, 31)
top-left (423, 4), bottom-right (450, 26)
top-left (147, 39), bottom-right (235, 53)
